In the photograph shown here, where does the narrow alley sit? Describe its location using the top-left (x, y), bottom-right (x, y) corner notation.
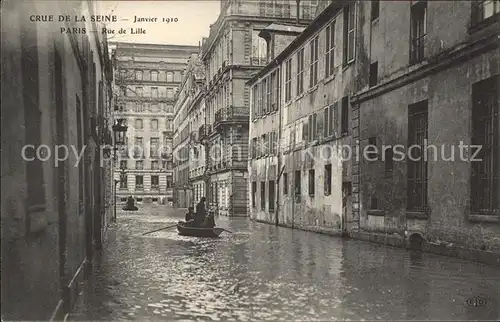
top-left (70, 205), bottom-right (500, 321)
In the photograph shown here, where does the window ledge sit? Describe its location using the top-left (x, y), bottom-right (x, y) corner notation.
top-left (468, 213), bottom-right (500, 223)
top-left (368, 209), bottom-right (385, 216)
top-left (294, 93), bottom-right (305, 101)
top-left (324, 74), bottom-right (336, 85)
top-left (307, 84), bottom-right (319, 93)
top-left (406, 211), bottom-right (428, 219)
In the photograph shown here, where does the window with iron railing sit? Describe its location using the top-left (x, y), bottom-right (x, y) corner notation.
top-left (407, 100), bottom-right (428, 212)
top-left (471, 76), bottom-right (499, 214)
top-left (135, 175), bottom-right (144, 189)
top-left (410, 1), bottom-right (426, 64)
top-left (309, 36), bottom-right (319, 88)
top-left (471, 0), bottom-right (500, 28)
top-left (297, 47), bottom-right (305, 95)
top-left (151, 175), bottom-right (159, 189)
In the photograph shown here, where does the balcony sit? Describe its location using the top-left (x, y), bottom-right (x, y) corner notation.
top-left (214, 107), bottom-right (249, 131)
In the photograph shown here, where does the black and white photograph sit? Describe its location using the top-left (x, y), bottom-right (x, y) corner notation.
top-left (1, 0), bottom-right (499, 320)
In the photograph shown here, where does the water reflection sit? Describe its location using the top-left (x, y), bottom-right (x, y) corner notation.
top-left (71, 205), bottom-right (500, 321)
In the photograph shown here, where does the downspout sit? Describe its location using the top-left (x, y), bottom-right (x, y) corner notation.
top-left (275, 58), bottom-right (283, 227)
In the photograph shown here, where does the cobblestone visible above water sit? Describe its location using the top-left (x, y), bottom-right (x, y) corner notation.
top-left (70, 205), bottom-right (500, 321)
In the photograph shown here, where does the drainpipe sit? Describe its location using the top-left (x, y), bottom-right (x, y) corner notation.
top-left (296, 0), bottom-right (300, 25)
top-left (275, 58), bottom-right (283, 227)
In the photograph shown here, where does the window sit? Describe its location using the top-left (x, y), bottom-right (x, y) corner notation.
top-left (308, 113), bottom-right (318, 141)
top-left (120, 160), bottom-right (127, 169)
top-left (135, 175), bottom-right (144, 189)
top-left (151, 87), bottom-right (158, 98)
top-left (297, 47), bottom-right (304, 94)
top-left (135, 70), bottom-right (143, 81)
top-left (385, 147), bottom-right (394, 175)
top-left (471, 0), bottom-right (500, 27)
top-left (371, 0), bottom-right (380, 21)
top-left (151, 71), bottom-right (158, 81)
top-left (324, 164), bottom-right (332, 196)
top-left (367, 137), bottom-right (378, 160)
top-left (329, 103), bottom-right (336, 136)
top-left (135, 118), bottom-right (143, 129)
top-left (269, 181), bottom-right (275, 212)
top-left (285, 59), bottom-right (292, 102)
top-left (134, 137), bottom-right (143, 158)
top-left (323, 107), bottom-right (329, 137)
top-left (252, 181), bottom-right (257, 208)
top-left (341, 96), bottom-right (349, 134)
top-left (471, 76), bottom-right (499, 214)
top-left (410, 1), bottom-right (427, 64)
top-left (150, 138), bottom-right (159, 157)
top-left (325, 21), bottom-right (335, 77)
top-left (166, 72), bottom-right (173, 82)
top-left (251, 30), bottom-right (267, 66)
top-left (261, 181), bottom-right (266, 210)
top-left (167, 88), bottom-right (174, 98)
top-left (166, 176), bottom-right (172, 188)
top-left (302, 119), bottom-right (309, 142)
top-left (120, 172), bottom-right (127, 189)
top-left (271, 70), bottom-right (279, 111)
top-left (266, 77), bottom-right (271, 113)
top-left (120, 69), bottom-right (126, 80)
top-left (309, 36), bottom-right (319, 87)
top-left (136, 161), bottom-right (143, 170)
top-left (151, 175), bottom-right (159, 188)
top-left (136, 87), bottom-right (143, 97)
top-left (369, 61), bottom-right (378, 87)
top-left (343, 2), bottom-right (356, 64)
top-left (309, 169), bottom-right (315, 197)
top-left (283, 173), bottom-right (288, 195)
top-left (151, 119), bottom-right (158, 130)
top-left (370, 196), bottom-right (378, 209)
top-left (407, 100), bottom-right (428, 212)
top-left (294, 170), bottom-right (301, 200)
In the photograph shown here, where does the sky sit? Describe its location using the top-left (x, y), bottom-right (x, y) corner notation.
top-left (97, 1), bottom-right (221, 46)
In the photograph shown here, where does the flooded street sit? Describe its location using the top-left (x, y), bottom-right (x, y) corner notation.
top-left (70, 205), bottom-right (500, 321)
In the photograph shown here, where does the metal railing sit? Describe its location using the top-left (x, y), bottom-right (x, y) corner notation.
top-left (214, 106), bottom-right (249, 124)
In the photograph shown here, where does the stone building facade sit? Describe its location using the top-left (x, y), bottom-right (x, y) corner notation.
top-left (248, 2), bottom-right (359, 235)
top-left (201, 0), bottom-right (318, 216)
top-left (1, 0), bottom-right (115, 319)
top-left (351, 0), bottom-right (500, 265)
top-left (248, 0), bottom-right (500, 265)
top-left (111, 42), bottom-right (198, 205)
top-left (172, 53), bottom-right (206, 208)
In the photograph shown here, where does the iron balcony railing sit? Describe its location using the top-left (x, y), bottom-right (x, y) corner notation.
top-left (214, 107), bottom-right (249, 125)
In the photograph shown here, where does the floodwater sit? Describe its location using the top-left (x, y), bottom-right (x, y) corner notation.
top-left (70, 205), bottom-right (500, 321)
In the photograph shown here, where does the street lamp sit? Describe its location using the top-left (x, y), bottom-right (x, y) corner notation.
top-left (112, 118), bottom-right (128, 222)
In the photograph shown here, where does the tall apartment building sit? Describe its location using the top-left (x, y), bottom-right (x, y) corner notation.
top-left (111, 43), bottom-right (198, 205)
top-left (248, 1), bottom-right (359, 234)
top-left (248, 0), bottom-right (500, 265)
top-left (172, 54), bottom-right (206, 207)
top-left (201, 0), bottom-right (319, 216)
top-left (1, 1), bottom-right (114, 319)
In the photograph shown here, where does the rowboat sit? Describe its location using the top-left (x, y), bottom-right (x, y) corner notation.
top-left (176, 222), bottom-right (224, 238)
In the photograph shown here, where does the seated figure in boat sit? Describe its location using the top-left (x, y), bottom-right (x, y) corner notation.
top-left (194, 197), bottom-right (207, 227)
top-left (202, 213), bottom-right (216, 228)
top-left (123, 196), bottom-right (138, 211)
top-left (184, 207), bottom-right (196, 226)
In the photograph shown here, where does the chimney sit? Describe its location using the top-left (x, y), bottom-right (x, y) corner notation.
top-left (296, 0), bottom-right (300, 24)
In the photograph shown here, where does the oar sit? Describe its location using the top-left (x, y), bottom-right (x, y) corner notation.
top-left (221, 228), bottom-right (233, 234)
top-left (142, 224), bottom-right (178, 235)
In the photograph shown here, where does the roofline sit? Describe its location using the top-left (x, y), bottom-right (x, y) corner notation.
top-left (247, 1), bottom-right (347, 85)
top-left (109, 41), bottom-right (199, 50)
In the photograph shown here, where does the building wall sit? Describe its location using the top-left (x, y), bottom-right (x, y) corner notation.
top-left (249, 2), bottom-right (360, 234)
top-left (1, 0), bottom-right (112, 319)
top-left (352, 0), bottom-right (500, 264)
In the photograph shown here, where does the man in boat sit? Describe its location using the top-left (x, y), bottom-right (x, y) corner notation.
top-left (185, 206), bottom-right (195, 226)
top-left (194, 197), bottom-right (207, 227)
